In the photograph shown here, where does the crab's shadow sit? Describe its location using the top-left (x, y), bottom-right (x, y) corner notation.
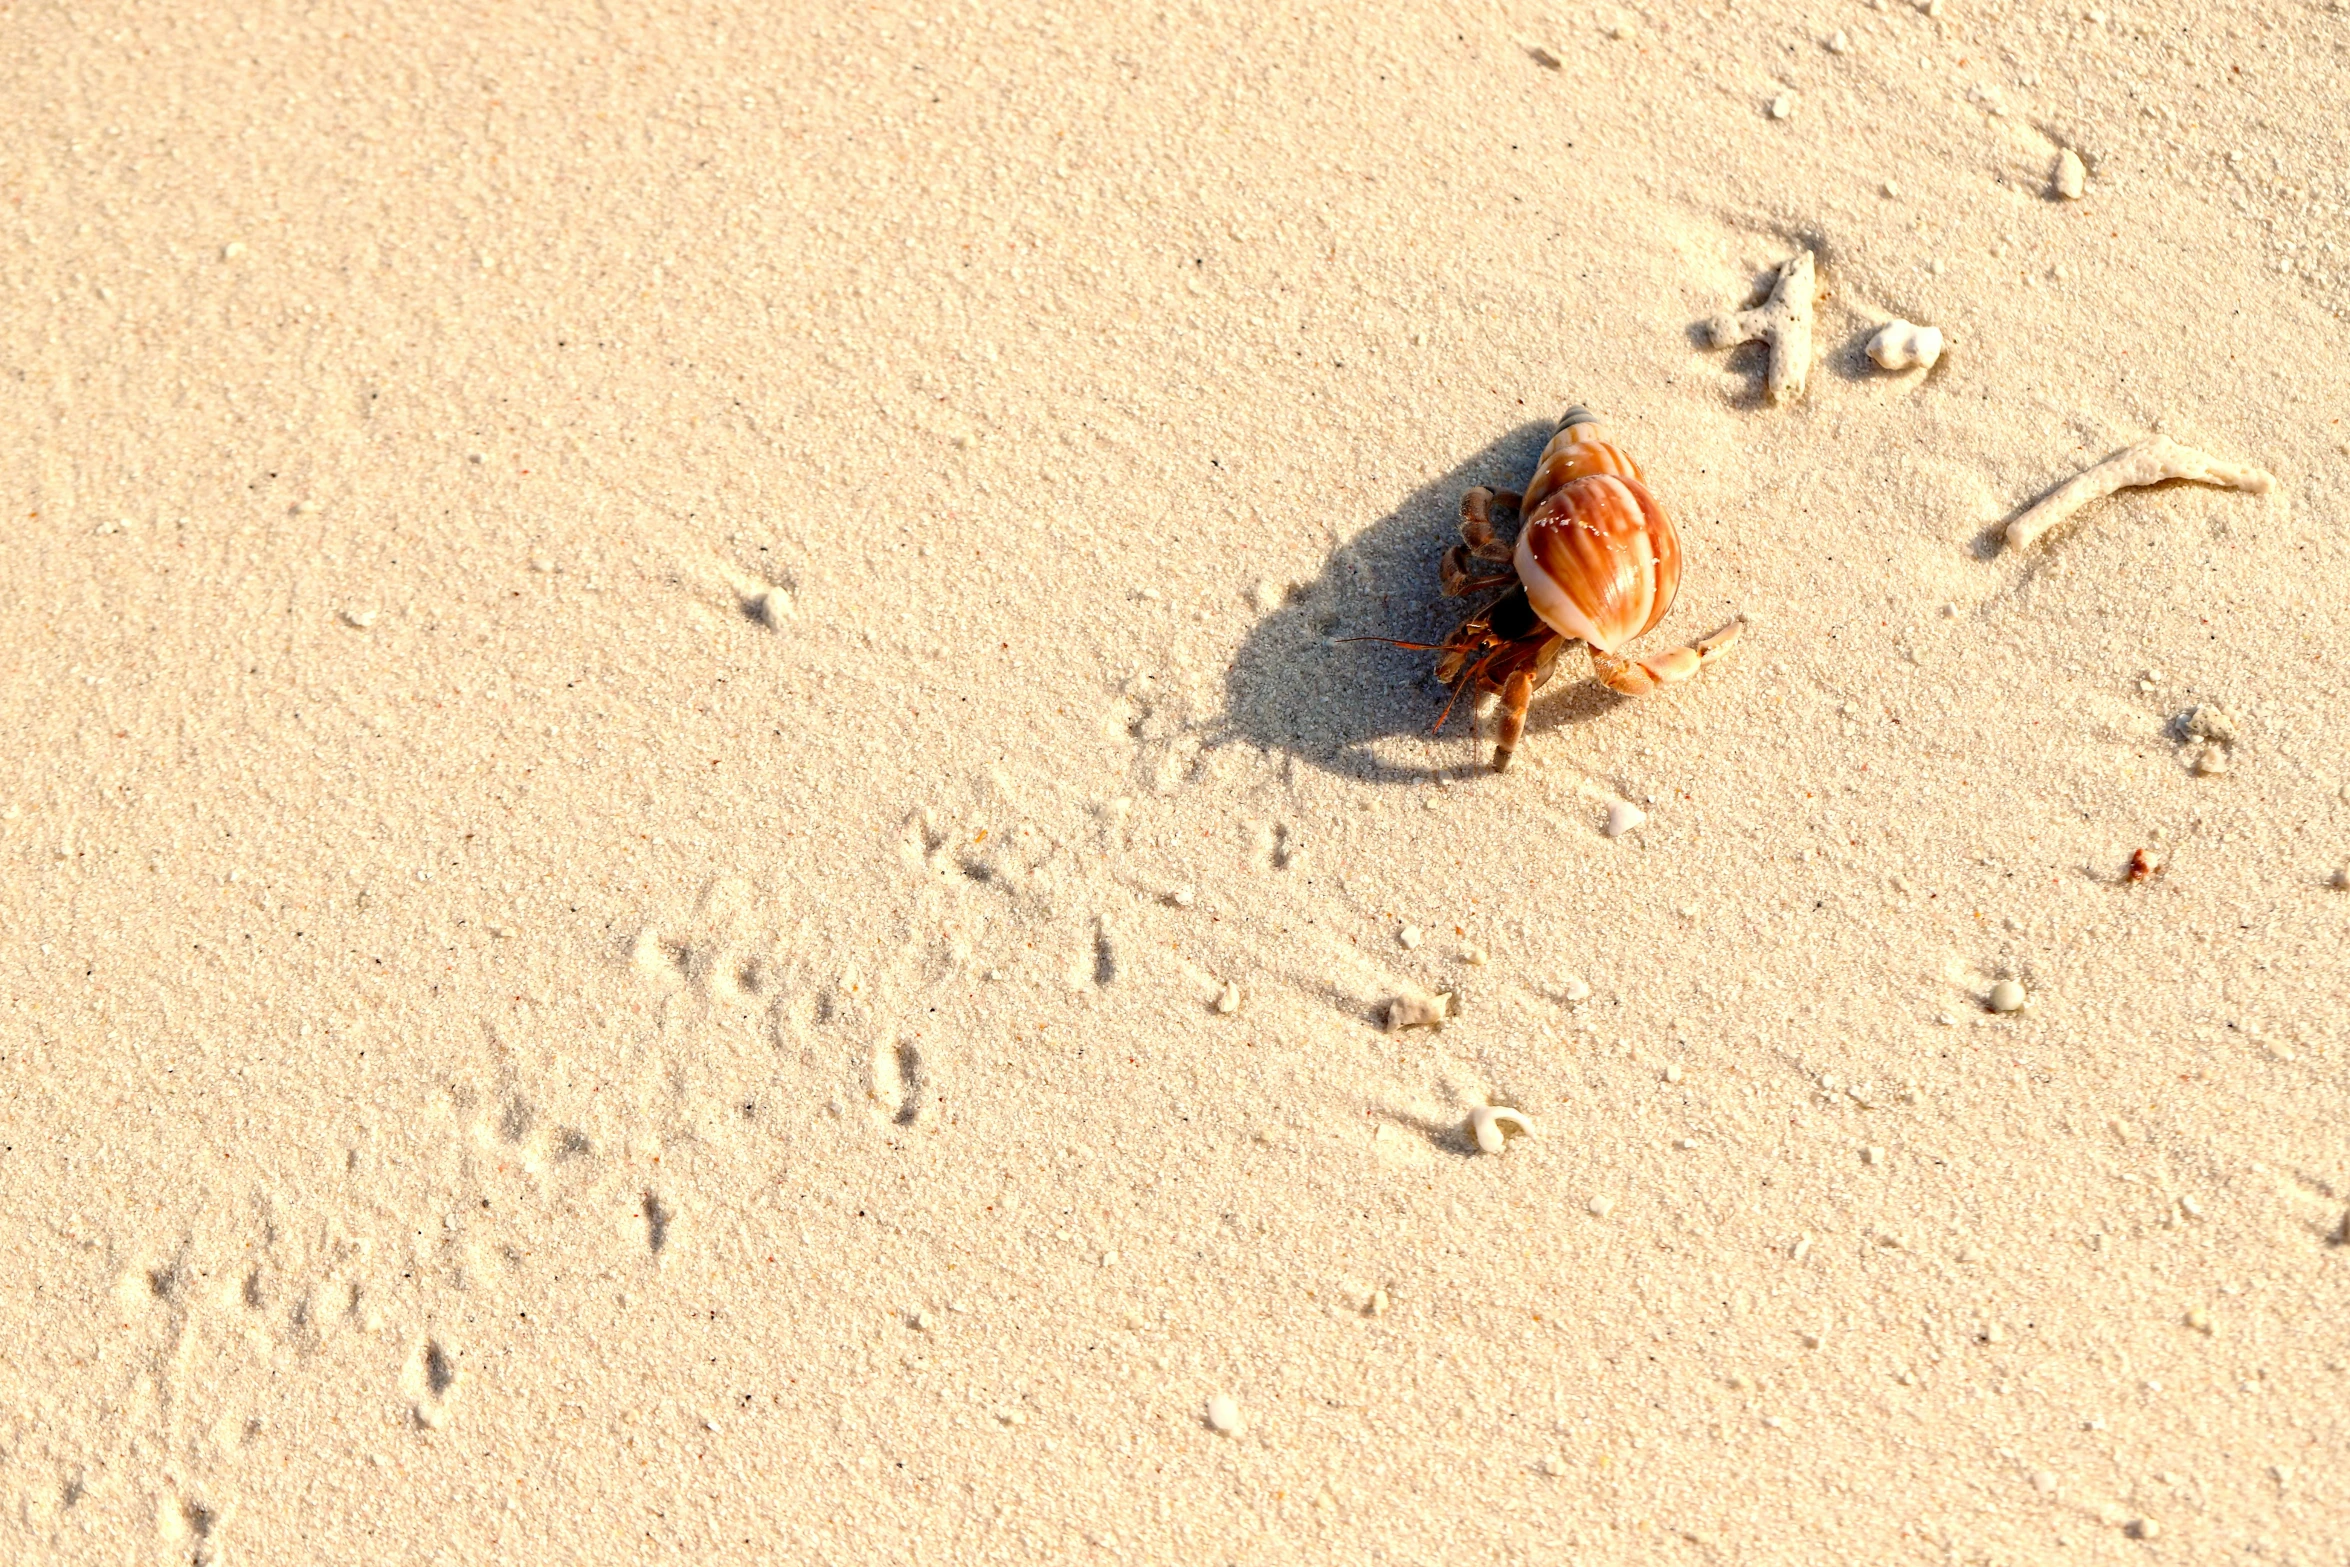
top-left (1217, 421), bottom-right (1628, 785)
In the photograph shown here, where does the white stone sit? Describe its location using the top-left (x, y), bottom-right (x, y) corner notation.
top-left (1205, 1393), bottom-right (1243, 1435)
top-left (1988, 979), bottom-right (2028, 1013)
top-left (1867, 320), bottom-right (1944, 371)
top-left (2055, 148), bottom-right (2087, 200)
top-left (1605, 800), bottom-right (1646, 838)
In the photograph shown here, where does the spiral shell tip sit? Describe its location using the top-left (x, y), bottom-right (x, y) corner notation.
top-left (1558, 405), bottom-right (1598, 431)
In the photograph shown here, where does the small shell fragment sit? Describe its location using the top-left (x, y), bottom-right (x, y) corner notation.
top-left (1385, 992), bottom-right (1455, 1032)
top-left (2054, 148), bottom-right (2087, 200)
top-left (1205, 1393), bottom-right (1244, 1435)
top-left (1604, 801), bottom-right (1647, 838)
top-left (1214, 982), bottom-right (1241, 1015)
top-left (1397, 925), bottom-right (1422, 950)
top-left (1467, 1105), bottom-right (1532, 1154)
top-left (1554, 975), bottom-right (1594, 1004)
top-left (1867, 319), bottom-right (1944, 372)
top-left (1587, 1194), bottom-right (1616, 1217)
top-left (1768, 92), bottom-right (1795, 119)
top-left (1988, 979), bottom-right (2028, 1014)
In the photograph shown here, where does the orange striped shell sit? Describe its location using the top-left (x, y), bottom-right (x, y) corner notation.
top-left (1511, 419), bottom-right (1681, 654)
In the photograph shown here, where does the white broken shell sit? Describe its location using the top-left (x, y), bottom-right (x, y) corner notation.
top-left (1467, 1105), bottom-right (1533, 1154)
top-left (1385, 992), bottom-right (1455, 1032)
top-left (1867, 319), bottom-right (1943, 372)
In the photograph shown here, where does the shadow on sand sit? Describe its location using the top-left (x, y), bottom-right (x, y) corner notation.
top-left (1216, 419), bottom-right (1632, 786)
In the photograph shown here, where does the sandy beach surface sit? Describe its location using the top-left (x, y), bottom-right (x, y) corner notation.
top-left (5, 1), bottom-right (2348, 1561)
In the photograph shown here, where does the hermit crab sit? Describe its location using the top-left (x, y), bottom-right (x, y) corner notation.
top-left (1383, 407), bottom-right (1741, 772)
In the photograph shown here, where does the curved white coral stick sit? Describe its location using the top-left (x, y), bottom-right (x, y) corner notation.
top-left (2004, 435), bottom-right (2275, 553)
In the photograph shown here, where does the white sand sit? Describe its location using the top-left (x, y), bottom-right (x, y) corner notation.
top-left (6, 2), bottom-right (2349, 1560)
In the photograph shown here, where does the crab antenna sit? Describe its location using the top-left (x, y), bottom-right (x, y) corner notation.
top-left (1332, 635), bottom-right (1443, 651)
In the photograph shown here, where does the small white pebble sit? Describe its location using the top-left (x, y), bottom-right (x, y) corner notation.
top-left (1537, 1455), bottom-right (1565, 1476)
top-left (1863, 1145), bottom-right (1886, 1166)
top-left (1251, 579), bottom-right (1283, 613)
top-left (1826, 29), bottom-right (1851, 53)
top-left (2185, 1307), bottom-right (2213, 1335)
top-left (1468, 1105), bottom-right (1533, 1155)
top-left (1675, 1137), bottom-right (1697, 1150)
top-left (1169, 885), bottom-right (1195, 907)
top-left (1604, 800), bottom-right (1646, 838)
top-left (2055, 148), bottom-right (2087, 200)
top-left (1214, 982), bottom-right (1241, 1015)
top-left (1988, 979), bottom-right (2027, 1014)
top-left (1460, 944), bottom-right (1488, 967)
top-left (1881, 179), bottom-right (1901, 198)
top-left (1554, 975), bottom-right (1593, 1004)
top-left (528, 555), bottom-right (554, 572)
top-left (1663, 1063), bottom-right (1683, 1084)
top-left (221, 241), bottom-right (247, 260)
top-left (2032, 1469), bottom-right (2060, 1496)
top-left (1397, 924), bottom-right (1422, 950)
top-left (1792, 1236), bottom-right (1812, 1262)
top-left (291, 499), bottom-right (318, 516)
top-left (1587, 1195), bottom-right (1616, 1218)
top-left (1205, 1394), bottom-right (1243, 1435)
top-left (339, 607), bottom-right (378, 630)
top-left (1763, 1415), bottom-right (1786, 1430)
top-left (1609, 22), bottom-right (1635, 40)
top-left (1868, 320), bottom-right (1944, 371)
top-left (1768, 91), bottom-right (1795, 120)
top-left (2193, 745), bottom-right (2229, 777)
top-left (1366, 1288), bottom-right (1390, 1318)
top-left (911, 1309), bottom-right (935, 1332)
top-left (2126, 1518), bottom-right (2161, 1541)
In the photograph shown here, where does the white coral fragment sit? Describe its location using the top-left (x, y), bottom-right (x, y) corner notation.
top-left (1467, 1105), bottom-right (1533, 1154)
top-left (1867, 319), bottom-right (1943, 372)
top-left (2003, 435), bottom-right (2277, 553)
top-left (1705, 251), bottom-right (1815, 404)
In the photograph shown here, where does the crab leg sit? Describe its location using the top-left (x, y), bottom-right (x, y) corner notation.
top-left (1489, 669), bottom-right (1536, 773)
top-left (1439, 544), bottom-right (1516, 598)
top-left (1458, 488), bottom-right (1523, 561)
top-left (1586, 619), bottom-right (1743, 697)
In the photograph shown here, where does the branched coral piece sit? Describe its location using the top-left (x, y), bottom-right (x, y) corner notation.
top-left (1705, 251), bottom-right (1815, 405)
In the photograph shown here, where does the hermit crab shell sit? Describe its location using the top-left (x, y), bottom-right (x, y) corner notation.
top-left (1512, 413), bottom-right (1682, 654)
